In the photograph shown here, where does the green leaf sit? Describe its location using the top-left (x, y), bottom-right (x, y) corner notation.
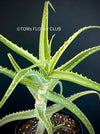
top-left (48, 70), bottom-right (100, 92)
top-left (68, 90), bottom-right (100, 101)
top-left (39, 1), bottom-right (55, 74)
top-left (39, 1), bottom-right (49, 61)
top-left (43, 91), bottom-right (95, 134)
top-left (7, 53), bottom-right (21, 72)
top-left (8, 53), bottom-right (48, 75)
top-left (53, 122), bottom-right (70, 132)
top-left (48, 1), bottom-right (56, 12)
top-left (49, 34), bottom-right (55, 61)
top-left (7, 54), bottom-right (47, 98)
top-left (0, 109), bottom-right (36, 127)
top-left (0, 34), bottom-right (39, 64)
top-left (36, 120), bottom-right (45, 134)
top-left (35, 104), bottom-right (53, 134)
top-left (0, 66), bottom-right (40, 90)
top-left (46, 90), bottom-right (99, 116)
top-left (57, 45), bottom-right (100, 71)
top-left (50, 26), bottom-right (100, 71)
top-left (8, 52), bottom-right (47, 84)
top-left (26, 70), bottom-right (47, 84)
top-left (0, 65), bottom-right (16, 79)
top-left (0, 69), bottom-right (29, 108)
top-left (57, 81), bottom-right (63, 95)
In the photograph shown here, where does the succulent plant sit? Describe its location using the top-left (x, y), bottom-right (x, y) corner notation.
top-left (0, 1), bottom-right (100, 134)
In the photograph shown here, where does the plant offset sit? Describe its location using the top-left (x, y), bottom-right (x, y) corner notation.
top-left (0, 1), bottom-right (100, 134)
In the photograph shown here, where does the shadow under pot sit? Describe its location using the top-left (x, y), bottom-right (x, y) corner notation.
top-left (15, 111), bottom-right (82, 134)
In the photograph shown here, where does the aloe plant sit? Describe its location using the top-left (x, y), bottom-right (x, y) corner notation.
top-left (0, 1), bottom-right (100, 134)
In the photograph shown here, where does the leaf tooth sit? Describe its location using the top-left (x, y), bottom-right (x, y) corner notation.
top-left (75, 72), bottom-right (78, 75)
top-left (0, 109), bottom-right (35, 124)
top-left (20, 46), bottom-right (23, 49)
top-left (0, 66), bottom-right (16, 74)
top-left (25, 49), bottom-right (29, 52)
top-left (79, 73), bottom-right (82, 76)
top-left (30, 53), bottom-right (33, 55)
top-left (78, 73), bottom-right (98, 85)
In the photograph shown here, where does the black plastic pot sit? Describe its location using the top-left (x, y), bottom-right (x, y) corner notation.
top-left (15, 111), bottom-right (83, 134)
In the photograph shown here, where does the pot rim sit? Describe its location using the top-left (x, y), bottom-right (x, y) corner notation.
top-left (15, 110), bottom-right (83, 134)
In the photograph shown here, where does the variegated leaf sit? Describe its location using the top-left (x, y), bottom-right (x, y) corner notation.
top-left (43, 91), bottom-right (95, 134)
top-left (46, 90), bottom-right (100, 116)
top-left (0, 69), bottom-right (30, 108)
top-left (35, 104), bottom-right (53, 134)
top-left (0, 109), bottom-right (36, 127)
top-left (0, 66), bottom-right (39, 89)
top-left (39, 1), bottom-right (49, 61)
top-left (57, 45), bottom-right (100, 71)
top-left (48, 70), bottom-right (100, 92)
top-left (50, 26), bottom-right (100, 71)
top-left (0, 34), bottom-right (39, 64)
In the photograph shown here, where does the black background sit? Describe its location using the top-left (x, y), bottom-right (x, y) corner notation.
top-left (0, 0), bottom-right (100, 133)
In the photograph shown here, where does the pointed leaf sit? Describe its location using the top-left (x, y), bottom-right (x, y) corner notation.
top-left (53, 123), bottom-right (70, 132)
top-left (0, 65), bottom-right (16, 79)
top-left (26, 70), bottom-right (47, 84)
top-left (7, 53), bottom-right (21, 72)
top-left (48, 1), bottom-right (56, 12)
top-left (68, 90), bottom-right (100, 101)
top-left (46, 90), bottom-right (100, 116)
top-left (39, 1), bottom-right (49, 61)
top-left (0, 34), bottom-right (39, 64)
top-left (57, 45), bottom-right (100, 71)
top-left (0, 66), bottom-right (42, 89)
top-left (8, 53), bottom-right (48, 74)
top-left (0, 69), bottom-right (29, 108)
top-left (0, 109), bottom-right (36, 127)
top-left (26, 86), bottom-right (38, 100)
top-left (49, 34), bottom-right (55, 60)
top-left (48, 70), bottom-right (100, 92)
top-left (50, 26), bottom-right (100, 71)
top-left (43, 91), bottom-right (95, 134)
top-left (57, 81), bottom-right (63, 95)
top-left (6, 55), bottom-right (44, 99)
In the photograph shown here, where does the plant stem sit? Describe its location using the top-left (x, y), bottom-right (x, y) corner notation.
top-left (36, 120), bottom-right (45, 134)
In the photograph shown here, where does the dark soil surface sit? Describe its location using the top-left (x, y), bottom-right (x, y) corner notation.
top-left (17, 113), bottom-right (82, 134)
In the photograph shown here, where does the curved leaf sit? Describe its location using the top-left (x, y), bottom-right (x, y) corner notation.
top-left (39, 1), bottom-right (55, 74)
top-left (0, 69), bottom-right (29, 108)
top-left (0, 65), bottom-right (16, 79)
top-left (7, 53), bottom-right (21, 72)
top-left (8, 53), bottom-right (47, 85)
top-left (57, 45), bottom-right (100, 71)
top-left (68, 90), bottom-right (100, 101)
top-left (7, 54), bottom-right (47, 99)
top-left (0, 34), bottom-right (39, 64)
top-left (26, 71), bottom-right (47, 84)
top-left (46, 90), bottom-right (99, 116)
top-left (50, 26), bottom-right (100, 71)
top-left (48, 70), bottom-right (100, 92)
top-left (0, 66), bottom-right (41, 89)
top-left (39, 1), bottom-right (49, 61)
top-left (43, 91), bottom-right (95, 134)
top-left (57, 81), bottom-right (63, 95)
top-left (49, 34), bottom-right (55, 60)
top-left (0, 109), bottom-right (36, 127)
